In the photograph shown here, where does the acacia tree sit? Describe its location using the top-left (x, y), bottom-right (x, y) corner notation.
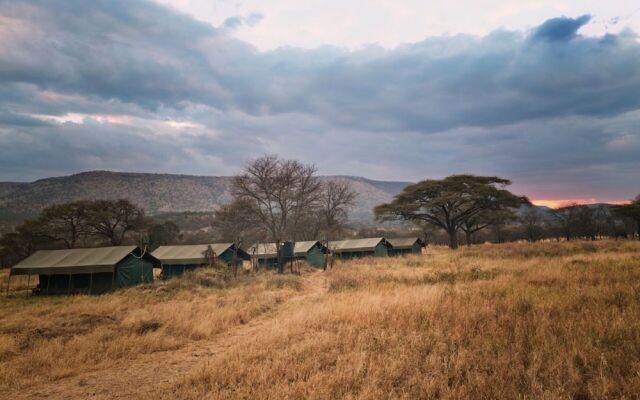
top-left (84, 199), bottom-right (146, 245)
top-left (36, 201), bottom-right (91, 248)
top-left (374, 175), bottom-right (528, 249)
top-left (231, 156), bottom-right (323, 273)
top-left (461, 209), bottom-right (518, 245)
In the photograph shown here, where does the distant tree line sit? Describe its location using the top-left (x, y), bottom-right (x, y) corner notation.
top-left (375, 176), bottom-right (640, 248)
top-left (0, 199), bottom-right (181, 267)
top-left (2, 158), bottom-right (638, 266)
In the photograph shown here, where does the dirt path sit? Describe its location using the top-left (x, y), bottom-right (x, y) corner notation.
top-left (9, 273), bottom-right (328, 400)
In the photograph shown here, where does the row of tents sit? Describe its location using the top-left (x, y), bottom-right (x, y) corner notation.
top-left (6, 237), bottom-right (424, 295)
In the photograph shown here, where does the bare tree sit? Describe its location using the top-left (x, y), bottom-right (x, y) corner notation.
top-left (317, 179), bottom-right (356, 269)
top-left (33, 201), bottom-right (91, 248)
top-left (319, 180), bottom-right (356, 235)
top-left (212, 199), bottom-right (258, 276)
top-left (231, 155), bottom-right (322, 273)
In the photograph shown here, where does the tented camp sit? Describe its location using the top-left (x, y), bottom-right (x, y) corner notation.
top-left (250, 241), bottom-right (328, 268)
top-left (8, 246), bottom-right (158, 294)
top-left (152, 243), bottom-right (250, 278)
top-left (329, 237), bottom-right (392, 259)
top-left (388, 237), bottom-right (425, 256)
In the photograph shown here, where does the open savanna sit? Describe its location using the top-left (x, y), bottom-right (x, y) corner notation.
top-left (2, 240), bottom-right (640, 399)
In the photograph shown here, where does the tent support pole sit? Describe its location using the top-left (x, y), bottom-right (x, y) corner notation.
top-left (111, 269), bottom-right (116, 291)
top-left (68, 274), bottom-right (72, 294)
top-left (47, 274), bottom-right (51, 295)
top-left (89, 272), bottom-right (94, 295)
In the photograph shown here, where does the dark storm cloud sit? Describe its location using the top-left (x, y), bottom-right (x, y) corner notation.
top-left (0, 0), bottom-right (639, 200)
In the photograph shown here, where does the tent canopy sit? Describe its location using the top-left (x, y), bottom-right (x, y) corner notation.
top-left (10, 246), bottom-right (158, 275)
top-left (328, 238), bottom-right (389, 252)
top-left (250, 241), bottom-right (327, 258)
top-left (387, 237), bottom-right (425, 250)
top-left (152, 243), bottom-right (250, 265)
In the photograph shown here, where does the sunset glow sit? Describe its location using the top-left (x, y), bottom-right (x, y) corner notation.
top-left (532, 199), bottom-right (631, 209)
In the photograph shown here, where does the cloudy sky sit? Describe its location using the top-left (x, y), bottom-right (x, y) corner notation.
top-left (1, 0), bottom-right (639, 206)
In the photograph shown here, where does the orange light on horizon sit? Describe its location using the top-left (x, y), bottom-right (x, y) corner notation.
top-left (531, 199), bottom-right (630, 209)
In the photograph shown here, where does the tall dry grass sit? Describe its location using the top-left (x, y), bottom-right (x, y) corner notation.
top-left (168, 240), bottom-right (640, 399)
top-left (0, 268), bottom-right (306, 391)
top-left (2, 240), bottom-right (640, 399)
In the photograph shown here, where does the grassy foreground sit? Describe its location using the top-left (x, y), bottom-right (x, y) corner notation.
top-left (2, 240), bottom-right (640, 399)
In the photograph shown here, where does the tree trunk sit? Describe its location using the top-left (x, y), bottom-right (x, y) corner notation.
top-left (448, 230), bottom-right (458, 249)
top-left (465, 231), bottom-right (472, 247)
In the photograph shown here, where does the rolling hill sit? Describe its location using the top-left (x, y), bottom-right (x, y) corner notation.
top-left (0, 171), bottom-right (412, 226)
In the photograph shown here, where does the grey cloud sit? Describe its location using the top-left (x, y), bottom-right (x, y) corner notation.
top-left (223, 13), bottom-right (264, 29)
top-left (531, 14), bottom-right (591, 42)
top-left (0, 0), bottom-right (639, 201)
top-left (2, 1), bottom-right (639, 131)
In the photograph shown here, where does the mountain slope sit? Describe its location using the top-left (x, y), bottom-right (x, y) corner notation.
top-left (0, 171), bottom-right (411, 225)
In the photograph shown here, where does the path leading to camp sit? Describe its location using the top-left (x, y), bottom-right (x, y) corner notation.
top-left (8, 273), bottom-right (328, 400)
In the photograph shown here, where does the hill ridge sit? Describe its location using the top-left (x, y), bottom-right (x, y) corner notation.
top-left (0, 171), bottom-right (412, 226)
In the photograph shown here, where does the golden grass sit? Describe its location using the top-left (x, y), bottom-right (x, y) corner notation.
top-left (0, 269), bottom-right (305, 391)
top-left (169, 241), bottom-right (640, 399)
top-left (2, 240), bottom-right (640, 399)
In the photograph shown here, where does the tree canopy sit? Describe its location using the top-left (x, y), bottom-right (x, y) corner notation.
top-left (375, 175), bottom-right (529, 249)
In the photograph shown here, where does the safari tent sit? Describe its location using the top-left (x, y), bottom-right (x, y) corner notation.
top-left (250, 241), bottom-right (328, 268)
top-left (152, 243), bottom-right (250, 278)
top-left (329, 237), bottom-right (392, 259)
top-left (388, 237), bottom-right (425, 256)
top-left (8, 246), bottom-right (158, 294)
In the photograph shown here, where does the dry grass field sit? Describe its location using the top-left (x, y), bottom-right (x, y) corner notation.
top-left (2, 240), bottom-right (640, 399)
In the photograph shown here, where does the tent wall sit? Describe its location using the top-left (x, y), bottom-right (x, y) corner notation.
top-left (391, 242), bottom-right (423, 256)
top-left (38, 274), bottom-right (71, 294)
top-left (37, 272), bottom-right (114, 294)
top-left (218, 249), bottom-right (248, 266)
top-left (374, 242), bottom-right (389, 257)
top-left (256, 256), bottom-right (279, 267)
top-left (116, 256), bottom-right (153, 288)
top-left (306, 245), bottom-right (326, 268)
top-left (334, 250), bottom-right (374, 260)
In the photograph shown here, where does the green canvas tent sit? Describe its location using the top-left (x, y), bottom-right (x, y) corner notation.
top-left (329, 237), bottom-right (392, 259)
top-left (250, 241), bottom-right (328, 268)
top-left (9, 246), bottom-right (158, 294)
top-left (387, 237), bottom-right (425, 256)
top-left (152, 243), bottom-right (250, 278)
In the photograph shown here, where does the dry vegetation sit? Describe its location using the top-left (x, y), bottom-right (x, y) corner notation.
top-left (2, 240), bottom-right (640, 399)
top-left (0, 269), bottom-right (307, 393)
